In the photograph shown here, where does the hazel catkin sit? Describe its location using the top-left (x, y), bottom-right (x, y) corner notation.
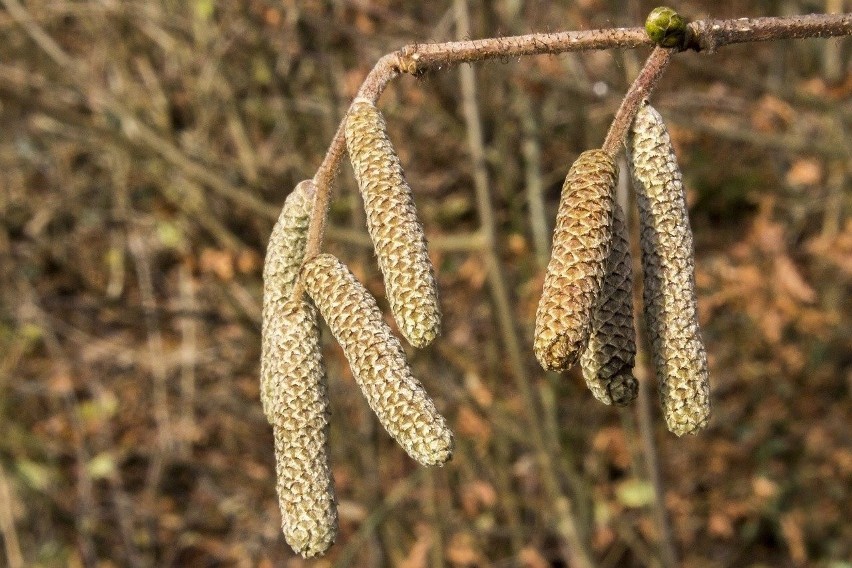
top-left (261, 179), bottom-right (315, 419)
top-left (270, 301), bottom-right (337, 557)
top-left (629, 101), bottom-right (711, 436)
top-left (345, 98), bottom-right (441, 349)
top-left (302, 253), bottom-right (453, 466)
top-left (535, 149), bottom-right (617, 372)
top-left (580, 203), bottom-right (638, 406)
top-left (261, 180), bottom-right (337, 556)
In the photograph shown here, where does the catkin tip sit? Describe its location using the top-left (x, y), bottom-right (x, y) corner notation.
top-left (608, 374), bottom-right (639, 407)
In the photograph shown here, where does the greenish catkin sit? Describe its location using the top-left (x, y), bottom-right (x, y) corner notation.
top-left (629, 101), bottom-right (711, 436)
top-left (261, 180), bottom-right (337, 556)
top-left (302, 253), bottom-right (453, 466)
top-left (261, 179), bottom-right (313, 419)
top-left (580, 203), bottom-right (638, 406)
top-left (270, 300), bottom-right (337, 558)
top-left (535, 149), bottom-right (617, 372)
top-left (345, 99), bottom-right (441, 349)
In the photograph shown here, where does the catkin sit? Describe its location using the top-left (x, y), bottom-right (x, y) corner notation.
top-left (261, 179), bottom-right (314, 419)
top-left (535, 149), bottom-right (617, 372)
top-left (580, 204), bottom-right (638, 406)
top-left (270, 301), bottom-right (337, 557)
top-left (629, 102), bottom-right (710, 436)
top-left (302, 253), bottom-right (453, 466)
top-left (345, 99), bottom-right (441, 348)
top-left (261, 180), bottom-right (337, 556)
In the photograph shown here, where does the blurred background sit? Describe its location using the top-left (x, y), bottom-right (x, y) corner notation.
top-left (0, 0), bottom-right (850, 566)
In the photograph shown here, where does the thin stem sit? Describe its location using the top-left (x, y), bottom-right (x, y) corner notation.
top-left (602, 47), bottom-right (673, 155)
top-left (401, 28), bottom-right (652, 73)
top-left (0, 462), bottom-right (23, 568)
top-left (637, 359), bottom-right (678, 568)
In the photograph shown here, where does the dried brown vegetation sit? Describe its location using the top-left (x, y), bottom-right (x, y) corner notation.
top-left (0, 1), bottom-right (850, 566)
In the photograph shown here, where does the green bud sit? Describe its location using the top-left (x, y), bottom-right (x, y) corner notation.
top-left (645, 7), bottom-right (688, 48)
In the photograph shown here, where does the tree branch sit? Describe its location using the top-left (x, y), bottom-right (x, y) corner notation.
top-left (296, 11), bottom-right (852, 301)
top-left (686, 13), bottom-right (852, 53)
top-left (602, 46), bottom-right (674, 155)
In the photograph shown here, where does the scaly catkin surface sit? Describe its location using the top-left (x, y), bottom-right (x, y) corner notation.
top-left (261, 180), bottom-right (314, 419)
top-left (261, 180), bottom-right (337, 557)
top-left (270, 301), bottom-right (337, 558)
top-left (580, 203), bottom-right (638, 406)
top-left (345, 99), bottom-right (441, 348)
top-left (302, 254), bottom-right (453, 466)
top-left (629, 102), bottom-right (711, 436)
top-left (535, 149), bottom-right (617, 371)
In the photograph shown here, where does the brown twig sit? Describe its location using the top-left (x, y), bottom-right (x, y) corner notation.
top-left (0, 463), bottom-right (23, 568)
top-left (297, 12), bottom-right (851, 288)
top-left (685, 13), bottom-right (852, 53)
top-left (602, 47), bottom-right (674, 155)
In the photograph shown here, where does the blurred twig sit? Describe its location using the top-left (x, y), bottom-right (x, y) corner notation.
top-left (453, 0), bottom-right (594, 565)
top-left (177, 265), bottom-right (198, 459)
top-left (334, 469), bottom-right (428, 568)
top-left (0, 462), bottom-right (23, 568)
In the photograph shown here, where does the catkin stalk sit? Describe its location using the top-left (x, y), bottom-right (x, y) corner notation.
top-left (302, 254), bottom-right (453, 466)
top-left (629, 102), bottom-right (711, 436)
top-left (580, 203), bottom-right (638, 406)
top-left (345, 99), bottom-right (441, 348)
top-left (535, 149), bottom-right (617, 371)
top-left (261, 180), bottom-right (337, 556)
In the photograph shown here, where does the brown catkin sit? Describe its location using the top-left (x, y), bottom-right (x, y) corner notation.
top-left (629, 102), bottom-right (711, 436)
top-left (261, 180), bottom-right (337, 556)
top-left (345, 99), bottom-right (441, 348)
top-left (302, 253), bottom-right (453, 466)
top-left (535, 149), bottom-right (617, 371)
top-left (580, 204), bottom-right (638, 406)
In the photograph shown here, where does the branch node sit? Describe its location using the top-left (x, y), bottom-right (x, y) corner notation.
top-left (396, 45), bottom-right (423, 75)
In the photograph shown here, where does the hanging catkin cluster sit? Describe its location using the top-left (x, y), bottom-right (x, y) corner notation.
top-left (535, 149), bottom-right (617, 372)
top-left (301, 253), bottom-right (454, 466)
top-left (261, 180), bottom-right (337, 557)
top-left (629, 102), bottom-right (711, 436)
top-left (345, 98), bottom-right (441, 348)
top-left (579, 203), bottom-right (638, 406)
top-left (262, 169), bottom-right (455, 556)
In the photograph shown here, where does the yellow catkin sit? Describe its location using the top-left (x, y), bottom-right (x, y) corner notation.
top-left (345, 99), bottom-right (441, 348)
top-left (580, 204), bottom-right (638, 406)
top-left (629, 101), bottom-right (711, 436)
top-left (302, 253), bottom-right (453, 466)
top-left (261, 180), bottom-right (337, 556)
top-left (535, 149), bottom-right (617, 371)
